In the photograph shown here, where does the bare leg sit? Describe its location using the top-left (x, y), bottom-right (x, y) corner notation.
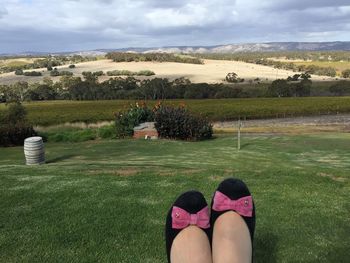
top-left (212, 211), bottom-right (252, 263)
top-left (171, 226), bottom-right (212, 263)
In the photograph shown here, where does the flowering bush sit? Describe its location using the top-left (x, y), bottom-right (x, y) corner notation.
top-left (115, 102), bottom-right (154, 138)
top-left (115, 102), bottom-right (212, 140)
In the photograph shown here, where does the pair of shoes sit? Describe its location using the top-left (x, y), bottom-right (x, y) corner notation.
top-left (165, 178), bottom-right (255, 262)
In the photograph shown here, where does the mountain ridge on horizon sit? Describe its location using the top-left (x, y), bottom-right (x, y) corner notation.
top-left (2, 41), bottom-right (350, 57)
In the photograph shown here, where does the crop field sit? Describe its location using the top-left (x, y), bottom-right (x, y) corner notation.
top-left (0, 59), bottom-right (336, 85)
top-left (0, 134), bottom-right (349, 262)
top-left (0, 97), bottom-right (349, 126)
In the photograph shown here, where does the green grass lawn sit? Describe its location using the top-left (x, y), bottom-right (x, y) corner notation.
top-left (0, 134), bottom-right (349, 262)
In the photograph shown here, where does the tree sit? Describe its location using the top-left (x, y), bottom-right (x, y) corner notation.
top-left (342, 69), bottom-right (350, 78)
top-left (292, 79), bottom-right (311, 97)
top-left (0, 102), bottom-right (36, 147)
top-left (82, 71), bottom-right (98, 83)
top-left (2, 102), bottom-right (27, 124)
top-left (300, 72), bottom-right (311, 80)
top-left (12, 82), bottom-right (29, 102)
top-left (287, 74), bottom-right (300, 82)
top-left (50, 68), bottom-right (60, 76)
top-left (268, 79), bottom-right (291, 97)
top-left (329, 81), bottom-right (350, 96)
top-left (226, 72), bottom-right (238, 83)
top-left (140, 78), bottom-right (171, 99)
top-left (15, 69), bottom-right (24, 75)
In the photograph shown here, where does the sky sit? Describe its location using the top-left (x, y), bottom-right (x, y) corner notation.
top-left (0, 0), bottom-right (349, 53)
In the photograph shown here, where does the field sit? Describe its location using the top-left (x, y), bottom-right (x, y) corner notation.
top-left (269, 58), bottom-right (350, 76)
top-left (0, 134), bottom-right (349, 262)
top-left (292, 61), bottom-right (350, 75)
top-left (0, 59), bottom-right (336, 85)
top-left (0, 58), bottom-right (39, 68)
top-left (0, 97), bottom-right (349, 126)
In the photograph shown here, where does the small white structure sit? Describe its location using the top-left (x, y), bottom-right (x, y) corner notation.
top-left (24, 137), bottom-right (45, 165)
top-left (133, 122), bottom-right (158, 139)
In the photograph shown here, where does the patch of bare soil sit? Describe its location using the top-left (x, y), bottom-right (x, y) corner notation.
top-left (214, 114), bottom-right (350, 134)
top-left (317, 172), bottom-right (347, 182)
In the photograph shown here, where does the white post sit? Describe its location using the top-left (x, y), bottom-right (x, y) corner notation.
top-left (237, 120), bottom-right (241, 151)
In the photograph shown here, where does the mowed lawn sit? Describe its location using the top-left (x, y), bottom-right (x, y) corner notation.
top-left (0, 134), bottom-right (349, 262)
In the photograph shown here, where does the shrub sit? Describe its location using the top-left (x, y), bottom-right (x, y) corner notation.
top-left (15, 69), bottom-right (24, 75)
top-left (342, 69), bottom-right (350, 78)
top-left (136, 70), bottom-right (155, 76)
top-left (52, 129), bottom-right (96, 142)
top-left (50, 69), bottom-right (60, 76)
top-left (108, 70), bottom-right (134, 76)
top-left (37, 125), bottom-right (117, 143)
top-left (98, 125), bottom-right (116, 139)
top-left (50, 69), bottom-right (73, 77)
top-left (115, 102), bottom-right (154, 137)
top-left (0, 122), bottom-right (36, 147)
top-left (93, 71), bottom-right (104, 76)
top-left (154, 105), bottom-right (212, 141)
top-left (107, 70), bottom-right (155, 77)
top-left (0, 103), bottom-right (36, 147)
top-left (23, 71), bottom-right (42, 76)
top-left (69, 64), bottom-right (76, 68)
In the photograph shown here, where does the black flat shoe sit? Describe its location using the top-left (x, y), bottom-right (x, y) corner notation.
top-left (165, 190), bottom-right (211, 263)
top-left (210, 178), bottom-right (255, 242)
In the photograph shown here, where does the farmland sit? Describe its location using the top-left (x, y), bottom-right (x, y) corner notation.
top-left (0, 58), bottom-right (336, 85)
top-left (0, 58), bottom-right (40, 68)
top-left (292, 61), bottom-right (350, 75)
top-left (0, 97), bottom-right (348, 126)
top-left (0, 134), bottom-right (349, 262)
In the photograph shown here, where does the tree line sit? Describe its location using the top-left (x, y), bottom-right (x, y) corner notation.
top-left (1, 73), bottom-right (349, 103)
top-left (193, 52), bottom-right (350, 77)
top-left (106, 52), bottom-right (203, 64)
top-left (0, 55), bottom-right (97, 74)
top-left (193, 51), bottom-right (350, 62)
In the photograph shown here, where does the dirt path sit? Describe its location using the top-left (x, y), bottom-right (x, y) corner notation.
top-left (213, 114), bottom-right (350, 133)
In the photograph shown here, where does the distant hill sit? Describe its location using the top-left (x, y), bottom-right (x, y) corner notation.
top-left (107, 42), bottom-right (350, 54)
top-left (2, 42), bottom-right (350, 56)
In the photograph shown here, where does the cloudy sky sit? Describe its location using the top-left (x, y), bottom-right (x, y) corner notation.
top-left (0, 0), bottom-right (349, 53)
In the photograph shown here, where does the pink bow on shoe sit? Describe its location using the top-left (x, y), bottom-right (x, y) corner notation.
top-left (172, 206), bottom-right (210, 229)
top-left (212, 191), bottom-right (253, 217)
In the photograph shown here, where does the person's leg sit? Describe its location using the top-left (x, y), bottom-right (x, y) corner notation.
top-left (170, 225), bottom-right (212, 263)
top-left (212, 211), bottom-right (252, 263)
top-left (165, 190), bottom-right (212, 263)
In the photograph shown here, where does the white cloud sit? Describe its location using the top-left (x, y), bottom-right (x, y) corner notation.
top-left (0, 0), bottom-right (349, 53)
